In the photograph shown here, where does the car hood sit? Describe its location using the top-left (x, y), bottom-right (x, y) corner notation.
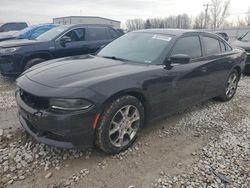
top-left (23, 55), bottom-right (149, 88)
top-left (0, 31), bottom-right (18, 39)
top-left (231, 40), bottom-right (250, 51)
top-left (0, 39), bottom-right (43, 48)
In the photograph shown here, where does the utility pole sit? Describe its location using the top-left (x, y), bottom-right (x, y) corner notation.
top-left (203, 3), bottom-right (212, 29)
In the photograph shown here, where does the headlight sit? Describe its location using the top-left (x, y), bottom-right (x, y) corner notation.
top-left (50, 98), bottom-right (93, 111)
top-left (0, 47), bottom-right (20, 54)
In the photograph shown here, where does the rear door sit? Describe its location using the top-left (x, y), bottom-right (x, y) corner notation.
top-left (200, 34), bottom-right (233, 98)
top-left (85, 27), bottom-right (114, 53)
top-left (162, 35), bottom-right (209, 111)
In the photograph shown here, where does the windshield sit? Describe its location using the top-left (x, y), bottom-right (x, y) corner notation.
top-left (36, 26), bottom-right (68, 41)
top-left (241, 32), bottom-right (250, 42)
top-left (18, 26), bottom-right (36, 35)
top-left (98, 32), bottom-right (173, 64)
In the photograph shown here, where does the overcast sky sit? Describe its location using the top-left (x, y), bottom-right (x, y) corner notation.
top-left (0, 0), bottom-right (249, 27)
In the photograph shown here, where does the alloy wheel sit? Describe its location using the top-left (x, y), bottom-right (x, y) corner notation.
top-left (109, 105), bottom-right (140, 147)
top-left (225, 72), bottom-right (238, 98)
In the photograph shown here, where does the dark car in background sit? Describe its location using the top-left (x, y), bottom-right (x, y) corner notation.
top-left (0, 24), bottom-right (57, 42)
top-left (0, 22), bottom-right (28, 32)
top-left (0, 24), bottom-right (122, 76)
top-left (16, 29), bottom-right (246, 154)
top-left (215, 32), bottom-right (229, 41)
top-left (231, 31), bottom-right (250, 73)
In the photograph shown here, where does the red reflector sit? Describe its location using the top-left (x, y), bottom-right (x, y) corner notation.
top-left (92, 113), bottom-right (101, 129)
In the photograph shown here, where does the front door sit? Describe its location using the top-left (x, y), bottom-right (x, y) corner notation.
top-left (162, 35), bottom-right (208, 111)
top-left (54, 28), bottom-right (91, 58)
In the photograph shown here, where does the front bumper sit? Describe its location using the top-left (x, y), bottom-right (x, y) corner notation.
top-left (16, 90), bottom-right (96, 149)
top-left (0, 55), bottom-right (23, 75)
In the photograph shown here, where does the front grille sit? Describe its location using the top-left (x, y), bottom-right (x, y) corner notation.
top-left (20, 89), bottom-right (50, 109)
top-left (25, 119), bottom-right (70, 142)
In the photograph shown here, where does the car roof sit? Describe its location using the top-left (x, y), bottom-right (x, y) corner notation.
top-left (132, 29), bottom-right (216, 37)
top-left (59, 24), bottom-right (116, 29)
top-left (0, 22), bottom-right (27, 24)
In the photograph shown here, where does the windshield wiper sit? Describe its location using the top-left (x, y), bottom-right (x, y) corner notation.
top-left (101, 56), bottom-right (129, 62)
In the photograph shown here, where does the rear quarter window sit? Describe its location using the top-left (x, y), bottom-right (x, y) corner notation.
top-left (86, 27), bottom-right (110, 41)
top-left (16, 23), bottom-right (27, 30)
top-left (225, 43), bottom-right (232, 51)
top-left (108, 28), bottom-right (120, 39)
top-left (219, 41), bottom-right (226, 52)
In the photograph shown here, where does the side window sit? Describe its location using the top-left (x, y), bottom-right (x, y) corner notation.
top-left (108, 28), bottom-right (119, 39)
top-left (64, 28), bottom-right (85, 42)
top-left (2, 24), bottom-right (15, 31)
top-left (171, 36), bottom-right (202, 59)
top-left (220, 41), bottom-right (226, 52)
top-left (86, 27), bottom-right (110, 41)
top-left (16, 23), bottom-right (27, 30)
top-left (202, 36), bottom-right (221, 55)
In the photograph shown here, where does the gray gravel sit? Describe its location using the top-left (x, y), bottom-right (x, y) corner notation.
top-left (0, 130), bottom-right (92, 186)
top-left (0, 90), bottom-right (16, 110)
top-left (0, 75), bottom-right (15, 90)
top-left (153, 76), bottom-right (250, 188)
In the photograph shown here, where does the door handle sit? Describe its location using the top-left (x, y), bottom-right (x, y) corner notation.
top-left (201, 66), bottom-right (207, 73)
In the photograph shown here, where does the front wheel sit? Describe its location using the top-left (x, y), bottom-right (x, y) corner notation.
top-left (96, 95), bottom-right (145, 154)
top-left (217, 70), bottom-right (239, 101)
top-left (24, 58), bottom-right (45, 71)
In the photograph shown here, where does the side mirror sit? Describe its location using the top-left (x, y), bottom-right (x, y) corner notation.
top-left (60, 36), bottom-right (72, 47)
top-left (169, 54), bottom-right (191, 65)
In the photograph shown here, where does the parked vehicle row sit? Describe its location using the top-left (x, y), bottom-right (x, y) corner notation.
top-left (0, 24), bottom-right (57, 42)
top-left (0, 24), bottom-right (122, 76)
top-left (15, 29), bottom-right (246, 154)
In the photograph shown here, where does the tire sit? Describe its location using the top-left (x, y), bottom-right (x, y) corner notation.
top-left (217, 70), bottom-right (239, 101)
top-left (96, 95), bottom-right (145, 154)
top-left (24, 58), bottom-right (45, 71)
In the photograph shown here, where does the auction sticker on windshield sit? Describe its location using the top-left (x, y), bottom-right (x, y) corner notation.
top-left (152, 35), bottom-right (172, 42)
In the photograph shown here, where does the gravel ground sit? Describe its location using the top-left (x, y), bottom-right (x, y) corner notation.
top-left (0, 75), bottom-right (15, 90)
top-left (154, 76), bottom-right (250, 188)
top-left (0, 75), bottom-right (249, 188)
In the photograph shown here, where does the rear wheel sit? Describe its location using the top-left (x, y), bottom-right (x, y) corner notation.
top-left (96, 95), bottom-right (145, 154)
top-left (24, 58), bottom-right (45, 71)
top-left (217, 70), bottom-right (239, 101)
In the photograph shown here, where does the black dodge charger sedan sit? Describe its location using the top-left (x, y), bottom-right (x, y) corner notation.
top-left (16, 29), bottom-right (246, 154)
